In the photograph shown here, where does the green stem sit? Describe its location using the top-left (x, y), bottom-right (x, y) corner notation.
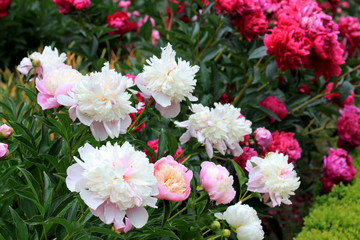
top-left (241, 193), bottom-right (253, 203)
top-left (214, 46), bottom-right (227, 62)
top-left (168, 193), bottom-right (208, 221)
top-left (291, 92), bottom-right (326, 114)
top-left (202, 229), bottom-right (211, 236)
top-left (180, 152), bottom-right (199, 165)
top-left (127, 99), bottom-right (154, 133)
top-left (205, 234), bottom-right (222, 240)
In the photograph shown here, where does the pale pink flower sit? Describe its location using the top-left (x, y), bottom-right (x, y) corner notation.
top-left (0, 124), bottom-right (12, 140)
top-left (36, 65), bottom-right (84, 110)
top-left (246, 152), bottom-right (300, 207)
top-left (117, 0), bottom-right (131, 8)
top-left (154, 156), bottom-right (193, 202)
top-left (200, 161), bottom-right (236, 205)
top-left (0, 143), bottom-right (8, 159)
top-left (66, 142), bottom-right (158, 228)
top-left (114, 217), bottom-right (132, 233)
top-left (254, 127), bottom-right (272, 149)
top-left (57, 63), bottom-right (136, 141)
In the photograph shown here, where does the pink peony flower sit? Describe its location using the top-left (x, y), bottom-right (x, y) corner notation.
top-left (154, 156), bottom-right (193, 202)
top-left (233, 146), bottom-right (258, 171)
top-left (144, 139), bottom-right (185, 163)
top-left (215, 0), bottom-right (240, 12)
top-left (246, 152), bottom-right (300, 207)
top-left (324, 82), bottom-right (354, 108)
top-left (200, 161), bottom-right (236, 205)
top-left (337, 105), bottom-right (360, 150)
top-left (339, 16), bottom-right (360, 58)
top-left (117, 0), bottom-right (131, 8)
top-left (114, 217), bottom-right (132, 233)
top-left (259, 96), bottom-right (288, 123)
top-left (106, 11), bottom-right (136, 36)
top-left (0, 143), bottom-right (8, 159)
top-left (254, 127), bottom-right (272, 149)
top-left (0, 124), bottom-right (12, 140)
top-left (53, 0), bottom-right (91, 14)
top-left (36, 65), bottom-right (84, 110)
top-left (321, 148), bottom-right (356, 193)
top-left (262, 131), bottom-right (302, 164)
top-left (299, 84), bottom-right (312, 95)
top-left (135, 15), bottom-right (160, 45)
top-left (0, 0), bottom-right (12, 17)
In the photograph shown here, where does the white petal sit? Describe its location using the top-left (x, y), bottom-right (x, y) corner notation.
top-left (57, 94), bottom-right (77, 106)
top-left (155, 102), bottom-right (180, 118)
top-left (66, 163), bottom-right (84, 192)
top-left (103, 121), bottom-right (120, 139)
top-left (90, 121), bottom-right (109, 141)
top-left (153, 92), bottom-right (171, 107)
top-left (76, 108), bottom-right (93, 126)
top-left (79, 190), bottom-right (105, 210)
top-left (126, 207), bottom-right (149, 228)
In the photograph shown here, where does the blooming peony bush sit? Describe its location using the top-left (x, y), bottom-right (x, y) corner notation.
top-left (0, 0), bottom-right (359, 239)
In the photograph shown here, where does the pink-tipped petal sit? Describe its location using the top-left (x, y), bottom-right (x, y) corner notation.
top-left (66, 163), bottom-right (85, 192)
top-left (90, 121), bottom-right (109, 141)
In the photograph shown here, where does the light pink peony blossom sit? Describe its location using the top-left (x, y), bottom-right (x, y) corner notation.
top-left (113, 217), bottom-right (132, 233)
top-left (36, 65), bottom-right (84, 110)
top-left (0, 143), bottom-right (8, 159)
top-left (246, 152), bottom-right (300, 207)
top-left (66, 142), bottom-right (158, 228)
top-left (154, 156), bottom-right (193, 202)
top-left (0, 124), bottom-right (12, 140)
top-left (200, 161), bottom-right (236, 205)
top-left (254, 127), bottom-right (272, 149)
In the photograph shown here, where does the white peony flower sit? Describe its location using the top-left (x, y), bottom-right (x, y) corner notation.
top-left (135, 43), bottom-right (199, 118)
top-left (175, 103), bottom-right (252, 158)
top-left (57, 62), bottom-right (137, 141)
top-left (17, 46), bottom-right (67, 80)
top-left (66, 141), bottom-right (159, 228)
top-left (215, 202), bottom-right (264, 240)
top-left (246, 152), bottom-right (301, 207)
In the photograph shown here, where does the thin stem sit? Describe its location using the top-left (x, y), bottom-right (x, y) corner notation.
top-left (195, 3), bottom-right (206, 60)
top-left (205, 234), bottom-right (222, 240)
top-left (338, 64), bottom-right (360, 81)
top-left (202, 229), bottom-right (211, 236)
top-left (180, 152), bottom-right (199, 165)
top-left (213, 154), bottom-right (231, 161)
top-left (291, 92), bottom-right (326, 113)
top-left (240, 190), bottom-right (248, 201)
top-left (195, 21), bottom-right (224, 64)
top-left (214, 46), bottom-right (227, 62)
top-left (127, 99), bottom-right (154, 133)
top-left (168, 193), bottom-right (208, 221)
top-left (241, 193), bottom-right (253, 203)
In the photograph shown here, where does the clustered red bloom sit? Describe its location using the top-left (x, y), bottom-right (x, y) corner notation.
top-left (259, 96), bottom-right (288, 123)
top-left (53, 0), bottom-right (91, 14)
top-left (338, 16), bottom-right (360, 58)
top-left (0, 0), bottom-right (12, 17)
top-left (106, 11), bottom-right (136, 36)
top-left (262, 131), bottom-right (302, 164)
top-left (337, 105), bottom-right (360, 150)
top-left (264, 0), bottom-right (345, 80)
top-left (321, 148), bottom-right (356, 193)
top-left (167, 0), bottom-right (189, 24)
top-left (144, 139), bottom-right (185, 163)
top-left (233, 146), bottom-right (258, 171)
top-left (299, 84), bottom-right (312, 95)
top-left (324, 82), bottom-right (354, 108)
top-left (215, 0), bottom-right (269, 41)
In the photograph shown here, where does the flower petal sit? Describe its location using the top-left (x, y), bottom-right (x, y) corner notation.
top-left (126, 207), bottom-right (149, 228)
top-left (155, 102), bottom-right (180, 118)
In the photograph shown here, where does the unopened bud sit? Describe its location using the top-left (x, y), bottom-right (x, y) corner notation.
top-left (0, 143), bottom-right (9, 160)
top-left (210, 221), bottom-right (221, 231)
top-left (222, 229), bottom-right (231, 238)
top-left (0, 124), bottom-right (12, 140)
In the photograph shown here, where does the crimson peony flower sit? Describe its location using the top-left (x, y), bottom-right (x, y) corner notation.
top-left (106, 11), bottom-right (136, 36)
top-left (215, 0), bottom-right (240, 13)
top-left (144, 139), bottom-right (185, 163)
top-left (0, 0), bottom-right (12, 17)
top-left (262, 131), bottom-right (302, 164)
top-left (233, 146), bottom-right (258, 171)
top-left (53, 0), bottom-right (91, 14)
top-left (259, 96), bottom-right (288, 123)
top-left (337, 105), bottom-right (360, 150)
top-left (264, 26), bottom-right (312, 71)
top-left (324, 82), bottom-right (354, 108)
top-left (321, 148), bottom-right (356, 193)
top-left (299, 84), bottom-right (312, 95)
top-left (339, 16), bottom-right (360, 58)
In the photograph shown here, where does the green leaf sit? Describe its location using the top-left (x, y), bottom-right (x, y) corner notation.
top-left (339, 81), bottom-right (354, 103)
top-left (158, 130), bottom-right (167, 159)
top-left (17, 167), bottom-right (42, 204)
top-left (265, 60), bottom-right (278, 82)
top-left (231, 159), bottom-right (247, 196)
top-left (249, 46), bottom-right (267, 59)
top-left (162, 201), bottom-right (172, 227)
top-left (9, 207), bottom-right (28, 240)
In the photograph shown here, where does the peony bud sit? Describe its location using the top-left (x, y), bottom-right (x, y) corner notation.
top-left (254, 127), bottom-right (272, 148)
top-left (222, 229), bottom-right (231, 238)
top-left (0, 143), bottom-right (9, 160)
top-left (210, 221), bottom-right (221, 231)
top-left (0, 124), bottom-right (12, 140)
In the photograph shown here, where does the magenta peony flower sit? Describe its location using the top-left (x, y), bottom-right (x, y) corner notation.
top-left (324, 82), bottom-right (354, 108)
top-left (259, 96), bottom-right (288, 123)
top-left (0, 0), bottom-right (12, 17)
top-left (215, 0), bottom-right (240, 12)
top-left (154, 156), bottom-right (193, 202)
top-left (106, 11), bottom-right (136, 36)
top-left (262, 131), bottom-right (302, 164)
top-left (53, 0), bottom-right (90, 14)
top-left (200, 161), bottom-right (236, 205)
top-left (321, 148), bottom-right (356, 193)
top-left (0, 124), bottom-right (12, 140)
top-left (0, 143), bottom-right (8, 159)
top-left (337, 105), bottom-right (360, 150)
top-left (254, 127), bottom-right (272, 149)
top-left (233, 146), bottom-right (258, 171)
top-left (144, 139), bottom-right (185, 163)
top-left (299, 84), bottom-right (312, 95)
top-left (113, 217), bottom-right (132, 233)
top-left (339, 16), bottom-right (360, 58)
